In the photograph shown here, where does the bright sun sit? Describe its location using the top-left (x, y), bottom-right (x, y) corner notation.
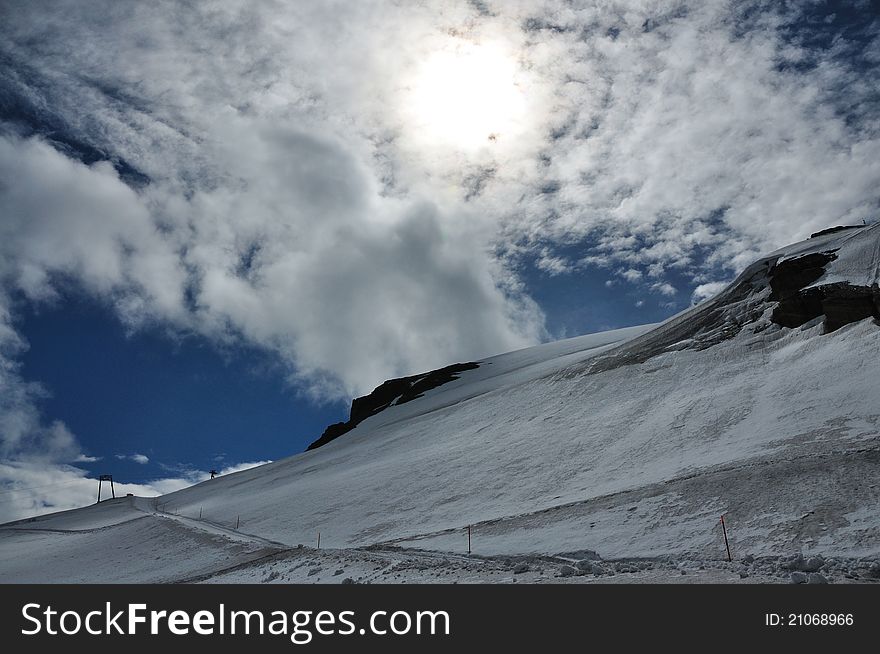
top-left (407, 43), bottom-right (526, 150)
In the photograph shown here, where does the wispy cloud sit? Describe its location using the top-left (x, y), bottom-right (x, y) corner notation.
top-left (651, 282), bottom-right (678, 298)
top-left (115, 453), bottom-right (150, 465)
top-left (692, 281), bottom-right (729, 305)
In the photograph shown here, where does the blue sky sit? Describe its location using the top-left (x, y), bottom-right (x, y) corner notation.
top-left (1, 0), bottom-right (878, 521)
top-left (18, 294), bottom-right (347, 480)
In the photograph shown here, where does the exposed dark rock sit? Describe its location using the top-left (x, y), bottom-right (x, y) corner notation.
top-left (768, 252), bottom-right (837, 300)
top-left (820, 285), bottom-right (880, 332)
top-left (771, 282), bottom-right (880, 332)
top-left (771, 286), bottom-right (825, 328)
top-left (768, 250), bottom-right (880, 332)
top-left (306, 362), bottom-right (480, 450)
top-left (311, 421), bottom-right (353, 449)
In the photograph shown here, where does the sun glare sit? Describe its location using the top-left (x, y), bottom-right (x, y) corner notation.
top-left (407, 43), bottom-right (527, 150)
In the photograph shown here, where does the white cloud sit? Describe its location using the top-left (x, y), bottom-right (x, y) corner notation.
top-left (0, 121), bottom-right (544, 399)
top-left (0, 303), bottom-right (81, 464)
top-left (115, 453), bottom-right (150, 465)
top-left (489, 2), bottom-right (880, 278)
top-left (651, 282), bottom-right (678, 298)
top-left (534, 248), bottom-right (570, 276)
top-left (692, 281), bottom-right (729, 305)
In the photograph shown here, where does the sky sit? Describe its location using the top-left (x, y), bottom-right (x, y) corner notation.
top-left (1, 0), bottom-right (879, 522)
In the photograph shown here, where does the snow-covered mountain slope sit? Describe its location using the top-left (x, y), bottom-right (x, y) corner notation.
top-left (2, 224), bottom-right (879, 583)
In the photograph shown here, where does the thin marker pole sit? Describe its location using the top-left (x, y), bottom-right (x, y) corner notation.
top-left (720, 515), bottom-right (732, 562)
top-left (199, 507), bottom-right (202, 519)
top-left (317, 531), bottom-right (321, 549)
top-left (467, 525), bottom-right (471, 554)
top-left (236, 515), bottom-right (240, 530)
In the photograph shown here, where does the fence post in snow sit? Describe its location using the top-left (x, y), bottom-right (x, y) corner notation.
top-left (199, 507), bottom-right (202, 520)
top-left (317, 531), bottom-right (321, 549)
top-left (720, 514), bottom-right (732, 562)
top-left (236, 515), bottom-right (240, 530)
top-left (467, 525), bottom-right (471, 554)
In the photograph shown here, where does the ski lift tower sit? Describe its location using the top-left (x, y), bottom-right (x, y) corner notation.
top-left (96, 474), bottom-right (115, 503)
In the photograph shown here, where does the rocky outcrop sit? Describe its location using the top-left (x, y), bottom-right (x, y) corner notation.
top-left (769, 251), bottom-right (880, 332)
top-left (768, 251), bottom-right (837, 299)
top-left (585, 228), bottom-right (878, 376)
top-left (306, 362), bottom-right (480, 450)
